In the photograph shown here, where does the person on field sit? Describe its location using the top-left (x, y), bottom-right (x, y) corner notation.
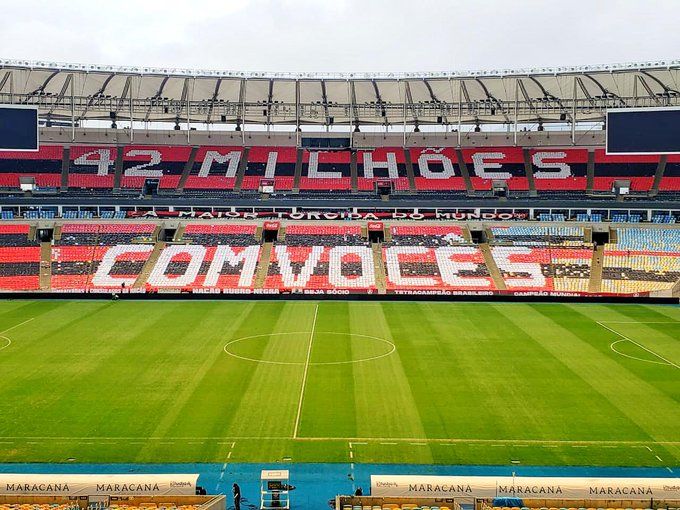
top-left (233, 483), bottom-right (241, 510)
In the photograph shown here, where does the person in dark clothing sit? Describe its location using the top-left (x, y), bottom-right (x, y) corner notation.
top-left (233, 483), bottom-right (241, 510)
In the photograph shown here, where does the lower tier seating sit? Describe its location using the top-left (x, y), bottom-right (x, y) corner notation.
top-left (0, 224), bottom-right (40, 290)
top-left (491, 245), bottom-right (593, 291)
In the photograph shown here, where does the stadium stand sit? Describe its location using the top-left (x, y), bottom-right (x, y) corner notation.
top-left (383, 225), bottom-right (495, 291)
top-left (489, 226), bottom-right (592, 291)
top-left (1, 144), bottom-right (680, 196)
top-left (51, 223), bottom-right (157, 290)
top-left (410, 147), bottom-right (466, 192)
top-left (602, 228), bottom-right (680, 293)
top-left (300, 150), bottom-right (352, 192)
top-left (264, 224), bottom-right (376, 291)
top-left (357, 148), bottom-right (410, 192)
top-left (593, 150), bottom-right (657, 192)
top-left (462, 147), bottom-right (528, 191)
top-left (241, 146), bottom-right (296, 191)
top-left (0, 219), bottom-right (677, 296)
top-left (0, 224), bottom-right (40, 291)
top-left (145, 224), bottom-right (261, 289)
top-left (0, 145), bottom-right (62, 189)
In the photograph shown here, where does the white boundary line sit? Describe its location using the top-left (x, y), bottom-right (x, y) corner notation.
top-left (599, 321), bottom-right (680, 324)
top-left (293, 304), bottom-right (318, 438)
top-left (0, 336), bottom-right (10, 351)
top-left (597, 320), bottom-right (680, 369)
top-left (610, 339), bottom-right (669, 366)
top-left (0, 435), bottom-right (677, 445)
top-left (0, 317), bottom-right (34, 336)
top-left (223, 331), bottom-right (395, 366)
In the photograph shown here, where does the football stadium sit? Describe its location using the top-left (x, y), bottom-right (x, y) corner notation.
top-left (0, 8), bottom-right (680, 510)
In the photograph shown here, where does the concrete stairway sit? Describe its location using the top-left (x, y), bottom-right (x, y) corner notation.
top-left (480, 243), bottom-right (507, 290)
top-left (292, 148), bottom-right (303, 193)
top-left (671, 278), bottom-right (680, 298)
top-left (650, 155), bottom-right (667, 197)
top-left (586, 150), bottom-right (595, 193)
top-left (403, 149), bottom-right (417, 193)
top-left (371, 242), bottom-right (387, 294)
top-left (133, 242), bottom-right (165, 288)
top-left (455, 149), bottom-right (474, 194)
top-left (588, 245), bottom-right (605, 293)
top-left (254, 242), bottom-right (273, 289)
top-left (233, 147), bottom-right (250, 192)
top-left (39, 242), bottom-right (52, 290)
top-left (176, 146), bottom-right (199, 191)
top-left (60, 147), bottom-right (70, 192)
top-left (173, 224), bottom-right (186, 242)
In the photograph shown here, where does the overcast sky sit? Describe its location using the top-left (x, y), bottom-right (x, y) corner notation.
top-left (1, 0), bottom-right (678, 74)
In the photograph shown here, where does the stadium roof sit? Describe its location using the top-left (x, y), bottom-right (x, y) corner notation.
top-left (2, 58), bottom-right (680, 128)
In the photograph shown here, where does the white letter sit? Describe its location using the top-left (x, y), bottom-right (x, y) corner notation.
top-left (148, 245), bottom-right (206, 287)
top-left (307, 152), bottom-right (342, 179)
top-left (264, 151), bottom-right (278, 178)
top-left (92, 245), bottom-right (153, 287)
top-left (435, 246), bottom-right (491, 287)
top-left (198, 150), bottom-right (241, 177)
top-left (492, 246), bottom-right (545, 288)
top-left (124, 150), bottom-right (162, 177)
top-left (418, 152), bottom-right (456, 179)
top-left (532, 151), bottom-right (572, 179)
top-left (274, 245), bottom-right (324, 287)
top-left (74, 149), bottom-right (114, 176)
top-left (204, 245), bottom-right (260, 287)
top-left (328, 246), bottom-right (375, 288)
top-left (472, 152), bottom-right (511, 179)
top-left (363, 152), bottom-right (399, 179)
top-left (385, 246), bottom-right (436, 287)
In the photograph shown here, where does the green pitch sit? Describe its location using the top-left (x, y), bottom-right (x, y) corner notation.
top-left (0, 299), bottom-right (678, 467)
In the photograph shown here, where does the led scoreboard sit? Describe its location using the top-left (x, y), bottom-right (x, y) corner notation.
top-left (607, 106), bottom-right (680, 155)
top-left (0, 105), bottom-right (39, 151)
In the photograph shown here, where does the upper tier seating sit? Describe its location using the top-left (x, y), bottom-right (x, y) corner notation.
top-left (2, 145), bottom-right (677, 195)
top-left (0, 224), bottom-right (40, 291)
top-left (601, 228), bottom-right (680, 293)
top-left (265, 225), bottom-right (375, 291)
top-left (592, 150), bottom-right (657, 192)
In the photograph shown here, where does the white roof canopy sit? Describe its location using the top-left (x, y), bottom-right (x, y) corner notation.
top-left (2, 59), bottom-right (680, 127)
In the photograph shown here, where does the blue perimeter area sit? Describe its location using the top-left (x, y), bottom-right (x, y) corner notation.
top-left (0, 464), bottom-right (675, 510)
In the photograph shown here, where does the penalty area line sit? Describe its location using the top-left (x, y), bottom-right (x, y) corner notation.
top-left (0, 317), bottom-right (35, 336)
top-left (293, 304), bottom-right (318, 439)
top-left (597, 321), bottom-right (680, 370)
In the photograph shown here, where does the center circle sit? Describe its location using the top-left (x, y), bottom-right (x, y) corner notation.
top-left (223, 331), bottom-right (396, 365)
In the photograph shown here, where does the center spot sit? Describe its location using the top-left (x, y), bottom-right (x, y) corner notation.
top-left (223, 331), bottom-right (395, 365)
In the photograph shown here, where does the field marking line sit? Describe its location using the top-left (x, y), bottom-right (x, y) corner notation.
top-left (0, 317), bottom-right (34, 336)
top-left (0, 318), bottom-right (35, 351)
top-left (597, 321), bottom-right (680, 370)
top-left (2, 435), bottom-right (679, 446)
top-left (655, 455), bottom-right (664, 462)
top-left (223, 331), bottom-right (395, 366)
top-left (598, 321), bottom-right (680, 324)
top-left (292, 304), bottom-right (318, 439)
top-left (609, 339), bottom-right (669, 366)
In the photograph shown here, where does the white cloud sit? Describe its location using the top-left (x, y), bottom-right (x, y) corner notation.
top-left (0, 0), bottom-right (678, 72)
